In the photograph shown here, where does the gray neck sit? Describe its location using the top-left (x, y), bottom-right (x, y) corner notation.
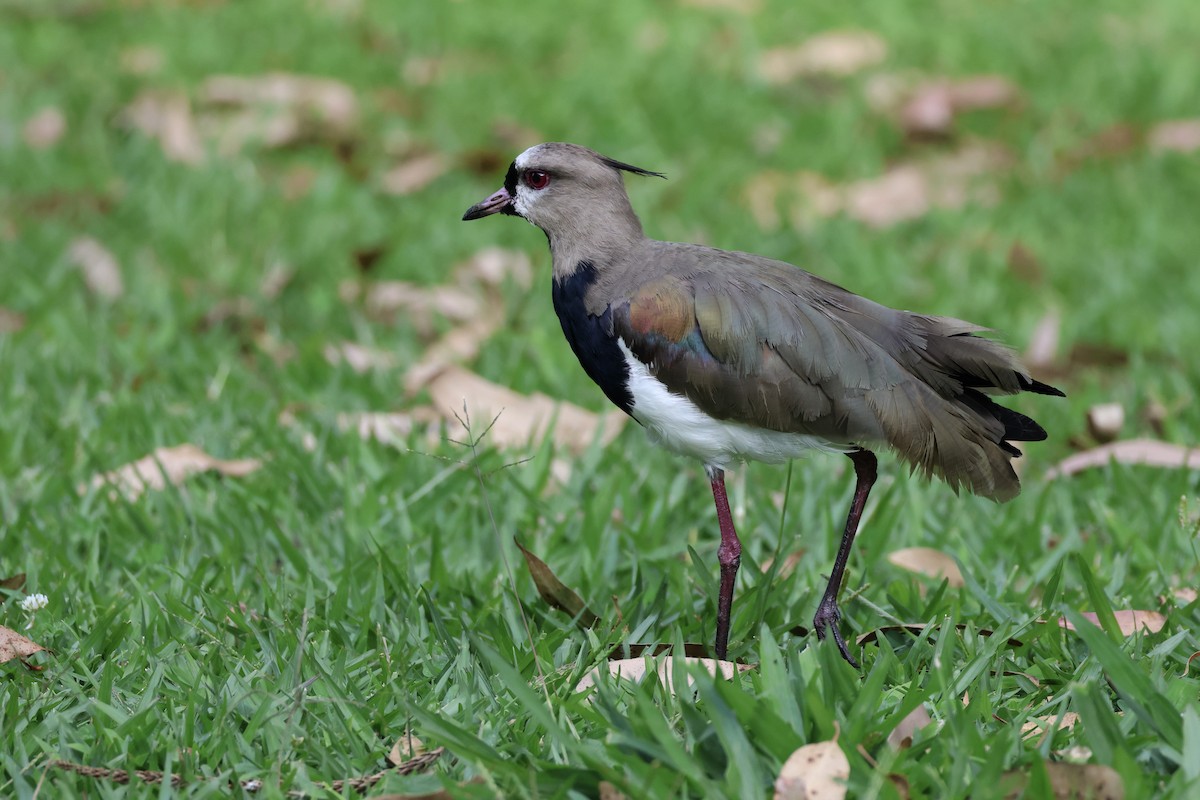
top-left (547, 197), bottom-right (645, 279)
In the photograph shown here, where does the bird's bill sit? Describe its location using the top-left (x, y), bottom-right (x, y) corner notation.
top-left (462, 187), bottom-right (514, 220)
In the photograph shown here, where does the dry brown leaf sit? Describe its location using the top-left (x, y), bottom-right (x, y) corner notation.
top-left (1172, 587), bottom-right (1198, 605)
top-left (1000, 761), bottom-right (1123, 800)
top-left (900, 76), bottom-right (1020, 138)
top-left (515, 537), bottom-right (599, 627)
top-left (358, 281), bottom-right (481, 329)
top-left (575, 655), bottom-right (752, 694)
top-left (190, 73), bottom-right (358, 155)
top-left (403, 312), bottom-right (506, 392)
top-left (0, 307), bottom-right (26, 333)
top-left (1046, 439), bottom-right (1200, 478)
top-left (453, 247), bottom-right (534, 290)
top-left (1086, 403), bottom-right (1125, 443)
top-left (774, 735), bottom-right (850, 800)
top-left (1020, 711), bottom-right (1080, 738)
top-left (24, 107), bottom-right (66, 150)
top-left (258, 261), bottom-right (293, 300)
top-left (81, 444), bottom-right (261, 501)
top-left (743, 170), bottom-right (787, 231)
top-left (279, 408), bottom-right (437, 452)
top-left (1148, 119), bottom-right (1200, 154)
top-left (121, 90), bottom-right (205, 164)
top-left (387, 728), bottom-right (426, 765)
top-left (0, 625), bottom-right (47, 666)
top-left (423, 366), bottom-right (627, 453)
top-left (887, 704), bottom-right (932, 749)
top-left (1, 574), bottom-right (26, 592)
top-left (1007, 242), bottom-right (1044, 284)
top-left (380, 152), bottom-right (449, 195)
top-left (324, 342), bottom-right (397, 373)
top-left (119, 45), bottom-right (165, 75)
top-left (1058, 610), bottom-right (1166, 637)
top-left (202, 73), bottom-right (357, 133)
top-left (1024, 309), bottom-right (1061, 370)
top-left (67, 237), bottom-right (124, 300)
top-left (762, 550), bottom-right (805, 579)
top-left (598, 781), bottom-right (629, 800)
top-left (759, 30), bottom-right (886, 83)
top-left (780, 142), bottom-right (1011, 230)
top-left (887, 547), bottom-right (965, 588)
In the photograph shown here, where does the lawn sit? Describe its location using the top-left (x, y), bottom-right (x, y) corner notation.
top-left (3, 0), bottom-right (1200, 797)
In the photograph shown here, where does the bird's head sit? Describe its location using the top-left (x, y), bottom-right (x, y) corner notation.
top-left (462, 143), bottom-right (664, 253)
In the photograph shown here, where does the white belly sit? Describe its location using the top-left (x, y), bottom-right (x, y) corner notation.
top-left (618, 340), bottom-right (852, 469)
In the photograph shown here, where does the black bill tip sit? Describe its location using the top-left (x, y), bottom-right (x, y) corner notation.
top-left (462, 187), bottom-right (514, 221)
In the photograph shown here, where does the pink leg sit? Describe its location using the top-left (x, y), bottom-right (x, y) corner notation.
top-left (708, 466), bottom-right (741, 660)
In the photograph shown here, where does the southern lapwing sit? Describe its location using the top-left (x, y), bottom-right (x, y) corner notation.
top-left (462, 142), bottom-right (1063, 665)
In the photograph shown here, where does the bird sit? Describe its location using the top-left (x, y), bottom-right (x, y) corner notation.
top-left (462, 142), bottom-right (1063, 666)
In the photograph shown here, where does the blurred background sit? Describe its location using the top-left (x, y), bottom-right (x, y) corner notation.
top-left (3, 0), bottom-right (1200, 795)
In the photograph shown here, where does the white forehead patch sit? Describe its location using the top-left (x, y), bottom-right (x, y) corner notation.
top-left (514, 145), bottom-right (542, 169)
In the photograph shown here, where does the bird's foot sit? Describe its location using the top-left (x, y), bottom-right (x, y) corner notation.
top-left (813, 595), bottom-right (859, 668)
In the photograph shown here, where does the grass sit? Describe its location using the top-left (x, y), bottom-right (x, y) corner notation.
top-left (3, 0), bottom-right (1200, 796)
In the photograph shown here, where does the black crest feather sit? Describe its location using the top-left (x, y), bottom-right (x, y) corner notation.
top-left (600, 156), bottom-right (666, 180)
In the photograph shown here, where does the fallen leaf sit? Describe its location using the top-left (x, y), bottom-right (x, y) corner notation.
top-left (23, 107), bottom-right (66, 149)
top-left (887, 547), bottom-right (965, 588)
top-left (119, 45), bottom-right (165, 76)
top-left (120, 90), bottom-right (205, 164)
top-left (380, 152), bottom-right (449, 195)
top-left (1172, 588), bottom-right (1197, 605)
top-left (1058, 610), bottom-right (1165, 637)
top-left (1000, 761), bottom-right (1123, 800)
top-left (1046, 439), bottom-right (1200, 478)
top-left (67, 237), bottom-right (124, 300)
top-left (1, 574), bottom-right (26, 592)
top-left (490, 119), bottom-right (544, 150)
top-left (515, 537), bottom-right (599, 627)
top-left (453, 246), bottom-right (534, 290)
top-left (279, 408), bottom-right (437, 452)
top-left (258, 261), bottom-right (293, 300)
top-left (761, 550), bottom-right (805, 579)
top-left (1020, 711), bottom-right (1080, 738)
top-left (774, 734), bottom-right (850, 800)
top-left (1147, 119), bottom-right (1200, 154)
top-left (777, 142), bottom-right (1011, 230)
top-left (357, 280), bottom-right (482, 330)
top-left (201, 73), bottom-right (358, 134)
top-left (324, 342), bottom-right (397, 373)
top-left (1024, 309), bottom-right (1061, 370)
top-left (1007, 242), bottom-right (1044, 285)
top-left (81, 444), bottom-right (262, 501)
top-left (0, 308), bottom-right (26, 333)
top-left (388, 728), bottom-right (426, 765)
top-left (598, 781), bottom-right (629, 800)
top-left (887, 704), bottom-right (932, 749)
top-left (900, 76), bottom-right (1020, 138)
top-left (606, 642), bottom-right (718, 661)
top-left (1086, 403), bottom-right (1125, 443)
top-left (403, 312), bottom-right (505, 391)
top-left (574, 655), bottom-right (752, 694)
top-left (758, 30), bottom-right (887, 83)
top-left (422, 367), bottom-right (628, 453)
top-left (0, 625), bottom-right (47, 666)
top-left (1059, 124), bottom-right (1142, 174)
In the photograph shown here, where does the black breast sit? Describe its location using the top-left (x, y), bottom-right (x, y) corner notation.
top-left (551, 261), bottom-right (635, 416)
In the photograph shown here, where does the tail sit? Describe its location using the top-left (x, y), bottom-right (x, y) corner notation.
top-left (876, 315), bottom-right (1064, 502)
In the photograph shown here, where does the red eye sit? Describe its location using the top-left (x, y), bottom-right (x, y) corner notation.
top-left (525, 170), bottom-right (550, 190)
